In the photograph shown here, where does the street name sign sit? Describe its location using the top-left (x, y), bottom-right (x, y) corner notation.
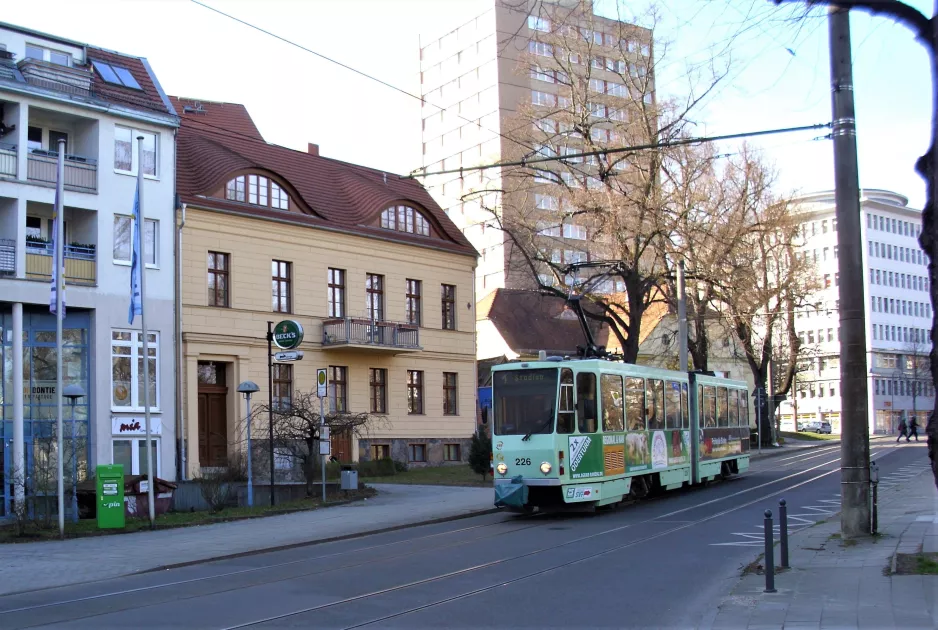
top-left (274, 351), bottom-right (304, 362)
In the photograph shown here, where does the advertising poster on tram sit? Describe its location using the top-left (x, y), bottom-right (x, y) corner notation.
top-left (569, 435), bottom-right (604, 479)
top-left (699, 428), bottom-right (745, 461)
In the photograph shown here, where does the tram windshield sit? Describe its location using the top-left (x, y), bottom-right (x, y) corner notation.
top-left (493, 368), bottom-right (559, 436)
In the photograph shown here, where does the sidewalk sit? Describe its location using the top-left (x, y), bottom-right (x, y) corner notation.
top-left (705, 458), bottom-right (938, 629)
top-left (0, 483), bottom-right (493, 597)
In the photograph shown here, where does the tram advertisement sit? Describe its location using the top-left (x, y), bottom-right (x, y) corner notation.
top-left (569, 435), bottom-right (603, 479)
top-left (699, 428), bottom-right (745, 461)
top-left (624, 430), bottom-right (689, 473)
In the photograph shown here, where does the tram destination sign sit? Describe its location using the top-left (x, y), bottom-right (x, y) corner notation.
top-left (273, 320), bottom-right (304, 350)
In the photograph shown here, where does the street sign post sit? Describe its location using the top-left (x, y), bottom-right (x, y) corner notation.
top-left (317, 368), bottom-right (327, 503)
top-left (274, 351), bottom-right (304, 362)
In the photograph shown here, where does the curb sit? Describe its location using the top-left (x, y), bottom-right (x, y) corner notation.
top-left (750, 441), bottom-right (840, 461)
top-left (142, 507), bottom-right (501, 574)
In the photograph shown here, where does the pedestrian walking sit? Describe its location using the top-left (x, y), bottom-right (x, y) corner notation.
top-left (896, 417), bottom-right (908, 442)
top-left (909, 416), bottom-right (920, 442)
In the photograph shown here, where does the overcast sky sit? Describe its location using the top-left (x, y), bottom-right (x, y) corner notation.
top-left (5, 0), bottom-right (930, 207)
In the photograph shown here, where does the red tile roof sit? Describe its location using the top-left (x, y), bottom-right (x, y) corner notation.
top-left (171, 97), bottom-right (477, 258)
top-left (86, 48), bottom-right (175, 118)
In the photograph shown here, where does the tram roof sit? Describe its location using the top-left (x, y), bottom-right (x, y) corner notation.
top-left (491, 359), bottom-right (749, 389)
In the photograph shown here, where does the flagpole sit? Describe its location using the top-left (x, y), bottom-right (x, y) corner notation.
top-left (136, 136), bottom-right (156, 528)
top-left (55, 139), bottom-right (65, 539)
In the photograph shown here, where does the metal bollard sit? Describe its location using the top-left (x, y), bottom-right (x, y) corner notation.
top-left (779, 499), bottom-right (789, 569)
top-left (870, 461), bottom-right (879, 535)
top-left (764, 509), bottom-right (776, 593)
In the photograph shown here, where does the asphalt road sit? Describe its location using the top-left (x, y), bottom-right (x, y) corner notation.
top-left (0, 439), bottom-right (926, 629)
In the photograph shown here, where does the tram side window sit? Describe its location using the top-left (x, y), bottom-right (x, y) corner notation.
top-left (702, 386), bottom-right (716, 427)
top-left (665, 381), bottom-right (682, 429)
top-left (626, 377), bottom-right (645, 431)
top-left (577, 372), bottom-right (598, 433)
top-left (728, 389), bottom-right (740, 426)
top-left (601, 374), bottom-right (625, 432)
top-left (681, 383), bottom-right (689, 429)
top-left (557, 368), bottom-right (575, 434)
top-left (716, 387), bottom-right (729, 427)
top-left (646, 379), bottom-right (664, 430)
top-left (740, 391), bottom-right (750, 428)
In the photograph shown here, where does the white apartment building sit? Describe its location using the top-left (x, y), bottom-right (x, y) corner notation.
top-left (778, 189), bottom-right (933, 436)
top-left (420, 0), bottom-right (652, 299)
top-left (0, 23), bottom-right (179, 518)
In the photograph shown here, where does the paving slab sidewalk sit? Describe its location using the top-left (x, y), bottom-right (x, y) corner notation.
top-left (704, 459), bottom-right (938, 629)
top-left (0, 483), bottom-right (494, 596)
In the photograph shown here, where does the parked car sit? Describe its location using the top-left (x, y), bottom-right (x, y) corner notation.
top-left (800, 420), bottom-right (832, 434)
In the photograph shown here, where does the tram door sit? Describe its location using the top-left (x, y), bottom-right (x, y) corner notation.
top-left (569, 372), bottom-right (600, 479)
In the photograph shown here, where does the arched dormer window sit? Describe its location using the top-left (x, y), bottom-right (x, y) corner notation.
top-left (225, 174), bottom-right (290, 210)
top-left (381, 205), bottom-right (430, 237)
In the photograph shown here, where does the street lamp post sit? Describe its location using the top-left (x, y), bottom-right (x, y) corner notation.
top-left (63, 384), bottom-right (85, 523)
top-left (237, 381), bottom-right (260, 507)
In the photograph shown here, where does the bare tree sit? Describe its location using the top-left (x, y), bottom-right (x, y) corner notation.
top-left (257, 391), bottom-right (387, 496)
top-left (479, 0), bottom-right (728, 361)
top-left (901, 336), bottom-right (932, 430)
top-left (707, 148), bottom-right (820, 444)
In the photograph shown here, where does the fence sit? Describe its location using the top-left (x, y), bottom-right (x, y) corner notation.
top-left (322, 318), bottom-right (420, 349)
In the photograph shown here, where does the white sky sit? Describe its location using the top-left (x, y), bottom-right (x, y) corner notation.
top-left (5, 0), bottom-right (930, 207)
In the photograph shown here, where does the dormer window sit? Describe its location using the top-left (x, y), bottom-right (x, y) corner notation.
top-left (225, 174), bottom-right (289, 210)
top-left (381, 205), bottom-right (430, 237)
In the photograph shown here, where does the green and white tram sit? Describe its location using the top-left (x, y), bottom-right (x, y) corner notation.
top-left (492, 358), bottom-right (751, 511)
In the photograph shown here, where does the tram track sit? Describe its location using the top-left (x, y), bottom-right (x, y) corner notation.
top-left (229, 446), bottom-right (903, 629)
top-left (3, 444), bottom-right (896, 629)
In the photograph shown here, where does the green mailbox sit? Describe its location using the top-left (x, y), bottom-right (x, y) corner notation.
top-left (96, 464), bottom-right (125, 529)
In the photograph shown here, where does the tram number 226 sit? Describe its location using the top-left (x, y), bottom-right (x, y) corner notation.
top-left (515, 457), bottom-right (531, 466)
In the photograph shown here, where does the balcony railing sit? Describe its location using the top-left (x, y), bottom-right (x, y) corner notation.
top-left (0, 239), bottom-right (13, 275)
top-left (322, 318), bottom-right (421, 352)
top-left (0, 142), bottom-right (15, 177)
top-left (27, 150), bottom-right (97, 193)
top-left (25, 241), bottom-right (96, 286)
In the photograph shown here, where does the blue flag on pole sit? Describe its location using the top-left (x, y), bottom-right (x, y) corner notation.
top-left (128, 182), bottom-right (142, 325)
top-left (49, 187), bottom-right (65, 316)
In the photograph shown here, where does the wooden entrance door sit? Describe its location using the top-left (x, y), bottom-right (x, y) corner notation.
top-left (198, 391), bottom-right (228, 467)
top-left (331, 430), bottom-right (352, 463)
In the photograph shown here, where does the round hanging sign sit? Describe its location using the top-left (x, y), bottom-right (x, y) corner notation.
top-left (273, 320), bottom-right (304, 350)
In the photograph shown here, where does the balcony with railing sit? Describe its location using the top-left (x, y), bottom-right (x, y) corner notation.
top-left (0, 142), bottom-right (15, 178)
top-left (24, 239), bottom-right (96, 286)
top-left (26, 150), bottom-right (97, 193)
top-left (322, 318), bottom-right (421, 353)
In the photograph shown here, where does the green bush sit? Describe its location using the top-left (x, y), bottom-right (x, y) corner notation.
top-left (393, 459), bottom-right (409, 473)
top-left (358, 458), bottom-right (396, 477)
top-left (469, 427), bottom-right (492, 481)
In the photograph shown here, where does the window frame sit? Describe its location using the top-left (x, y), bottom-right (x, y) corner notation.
top-left (224, 173), bottom-right (290, 210)
top-left (272, 363), bottom-right (293, 411)
top-left (370, 444), bottom-right (391, 460)
top-left (406, 279), bottom-right (422, 326)
top-left (328, 365), bottom-right (348, 413)
top-left (112, 215), bottom-right (158, 268)
top-left (114, 125), bottom-right (158, 178)
top-left (408, 443), bottom-right (427, 463)
top-left (207, 251), bottom-right (230, 308)
top-left (271, 260), bottom-right (292, 313)
top-left (111, 437), bottom-right (161, 477)
top-left (328, 268), bottom-right (346, 318)
top-left (110, 329), bottom-right (160, 412)
top-left (441, 284), bottom-right (457, 330)
top-left (443, 372), bottom-right (458, 416)
top-left (369, 368), bottom-right (388, 414)
top-left (407, 370), bottom-right (424, 415)
top-left (443, 443), bottom-right (462, 461)
top-left (366, 273), bottom-right (385, 322)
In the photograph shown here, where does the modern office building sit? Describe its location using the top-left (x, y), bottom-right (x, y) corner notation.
top-left (778, 189), bottom-right (933, 435)
top-left (0, 23), bottom-right (179, 517)
top-left (420, 0), bottom-right (653, 299)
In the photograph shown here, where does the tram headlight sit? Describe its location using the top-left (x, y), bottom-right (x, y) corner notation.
top-left (496, 462), bottom-right (508, 475)
top-left (539, 462), bottom-right (552, 475)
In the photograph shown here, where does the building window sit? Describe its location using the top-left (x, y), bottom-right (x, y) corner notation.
top-left (272, 364), bottom-right (293, 410)
top-left (111, 330), bottom-right (159, 410)
top-left (272, 260), bottom-right (291, 313)
top-left (93, 60), bottom-right (141, 88)
top-left (444, 443), bottom-right (461, 461)
top-left (225, 174), bottom-right (290, 209)
top-left (328, 268), bottom-right (345, 318)
top-left (408, 443), bottom-right (427, 463)
top-left (114, 126), bottom-right (157, 176)
top-left (207, 252), bottom-right (230, 307)
top-left (443, 372), bottom-right (458, 415)
top-left (370, 368), bottom-right (388, 414)
top-left (371, 444), bottom-right (390, 460)
top-left (329, 366), bottom-right (348, 413)
top-left (406, 279), bottom-right (422, 326)
top-left (407, 370), bottom-right (424, 414)
top-left (366, 274), bottom-right (385, 321)
top-left (113, 215), bottom-right (157, 266)
top-left (380, 205), bottom-right (430, 237)
top-left (441, 284), bottom-right (456, 330)
top-left (112, 438), bottom-right (160, 477)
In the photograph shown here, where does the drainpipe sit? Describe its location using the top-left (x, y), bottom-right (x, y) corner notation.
top-left (175, 200), bottom-right (187, 479)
